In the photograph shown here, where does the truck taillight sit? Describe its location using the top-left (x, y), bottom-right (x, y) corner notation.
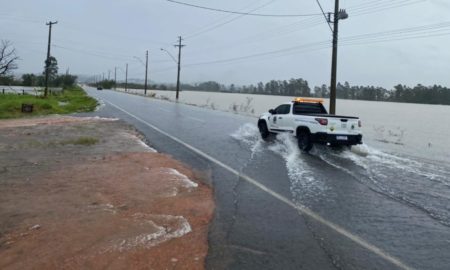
top-left (315, 118), bottom-right (328, 126)
top-left (358, 120), bottom-right (362, 127)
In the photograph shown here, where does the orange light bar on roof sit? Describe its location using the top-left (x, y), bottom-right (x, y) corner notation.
top-left (293, 98), bottom-right (324, 103)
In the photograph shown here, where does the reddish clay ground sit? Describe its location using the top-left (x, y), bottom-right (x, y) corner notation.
top-left (0, 117), bottom-right (214, 270)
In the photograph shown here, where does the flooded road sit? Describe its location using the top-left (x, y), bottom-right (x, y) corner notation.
top-left (120, 88), bottom-right (450, 163)
top-left (87, 88), bottom-right (450, 270)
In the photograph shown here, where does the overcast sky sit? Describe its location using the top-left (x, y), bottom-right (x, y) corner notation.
top-left (2, 0), bottom-right (450, 88)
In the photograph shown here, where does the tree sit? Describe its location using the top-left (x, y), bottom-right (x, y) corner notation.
top-left (22, 73), bottom-right (37, 86)
top-left (44, 56), bottom-right (58, 85)
top-left (0, 40), bottom-right (19, 76)
top-left (53, 74), bottom-right (77, 88)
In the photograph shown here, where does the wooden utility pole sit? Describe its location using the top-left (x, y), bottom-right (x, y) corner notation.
top-left (144, 50), bottom-right (148, 95)
top-left (125, 63), bottom-right (128, 92)
top-left (329, 0), bottom-right (347, 115)
top-left (44, 21), bottom-right (57, 97)
top-left (174, 36), bottom-right (185, 100)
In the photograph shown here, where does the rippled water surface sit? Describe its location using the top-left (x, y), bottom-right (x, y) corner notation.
top-left (231, 122), bottom-right (450, 227)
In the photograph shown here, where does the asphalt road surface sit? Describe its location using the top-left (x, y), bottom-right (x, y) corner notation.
top-left (84, 87), bottom-right (450, 270)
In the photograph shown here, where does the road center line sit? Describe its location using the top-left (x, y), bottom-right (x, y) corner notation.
top-left (186, 116), bottom-right (205, 123)
top-left (157, 108), bottom-right (171, 113)
top-left (102, 97), bottom-right (413, 270)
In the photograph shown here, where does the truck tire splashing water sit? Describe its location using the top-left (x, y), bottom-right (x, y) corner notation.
top-left (231, 123), bottom-right (328, 204)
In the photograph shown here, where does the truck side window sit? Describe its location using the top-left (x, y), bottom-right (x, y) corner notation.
top-left (293, 103), bottom-right (327, 114)
top-left (274, 104), bottom-right (291, 115)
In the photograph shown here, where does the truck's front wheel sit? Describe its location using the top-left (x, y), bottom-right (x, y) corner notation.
top-left (297, 130), bottom-right (313, 152)
top-left (258, 121), bottom-right (271, 140)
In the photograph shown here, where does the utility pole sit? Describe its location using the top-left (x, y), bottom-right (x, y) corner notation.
top-left (328, 0), bottom-right (348, 115)
top-left (174, 36), bottom-right (185, 100)
top-left (44, 21), bottom-right (57, 97)
top-left (144, 50), bottom-right (148, 95)
top-left (108, 70), bottom-right (111, 80)
top-left (125, 63), bottom-right (128, 92)
top-left (114, 67), bottom-right (117, 89)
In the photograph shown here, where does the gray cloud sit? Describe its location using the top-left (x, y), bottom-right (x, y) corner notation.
top-left (1, 0), bottom-right (449, 88)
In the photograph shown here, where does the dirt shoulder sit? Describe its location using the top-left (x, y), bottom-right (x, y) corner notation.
top-left (0, 116), bottom-right (214, 269)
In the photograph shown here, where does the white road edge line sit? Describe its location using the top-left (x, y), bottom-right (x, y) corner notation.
top-left (104, 98), bottom-right (413, 270)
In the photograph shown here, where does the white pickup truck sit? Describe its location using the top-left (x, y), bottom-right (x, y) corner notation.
top-left (257, 98), bottom-right (363, 152)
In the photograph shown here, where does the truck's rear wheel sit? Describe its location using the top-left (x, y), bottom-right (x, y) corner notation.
top-left (258, 121), bottom-right (271, 140)
top-left (297, 130), bottom-right (313, 152)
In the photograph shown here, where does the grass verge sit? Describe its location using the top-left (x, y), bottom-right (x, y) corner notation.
top-left (0, 86), bottom-right (98, 119)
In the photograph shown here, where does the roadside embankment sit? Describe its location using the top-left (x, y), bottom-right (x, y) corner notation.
top-left (0, 116), bottom-right (214, 269)
top-left (0, 86), bottom-right (98, 119)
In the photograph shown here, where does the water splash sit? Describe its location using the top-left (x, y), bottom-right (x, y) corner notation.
top-left (231, 124), bottom-right (328, 203)
top-left (230, 123), bottom-right (264, 159)
top-left (269, 133), bottom-right (328, 204)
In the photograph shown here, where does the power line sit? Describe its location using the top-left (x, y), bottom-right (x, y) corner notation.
top-left (167, 0), bottom-right (322, 17)
top-left (52, 44), bottom-right (134, 62)
top-left (184, 0), bottom-right (278, 40)
top-left (155, 21), bottom-right (450, 70)
top-left (350, 0), bottom-right (425, 18)
top-left (314, 0), bottom-right (333, 32)
top-left (186, 0), bottom-right (425, 59)
top-left (181, 0), bottom-right (265, 40)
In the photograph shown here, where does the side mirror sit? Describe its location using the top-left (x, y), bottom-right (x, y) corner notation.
top-left (269, 109), bottom-right (275, 114)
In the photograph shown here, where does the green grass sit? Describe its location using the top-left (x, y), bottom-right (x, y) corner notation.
top-left (59, 136), bottom-right (99, 146)
top-left (0, 86), bottom-right (98, 119)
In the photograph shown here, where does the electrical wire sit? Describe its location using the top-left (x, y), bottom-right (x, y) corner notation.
top-left (167, 0), bottom-right (322, 17)
top-left (160, 21), bottom-right (450, 69)
top-left (186, 0), bottom-right (425, 58)
top-left (184, 0), bottom-right (278, 40)
top-left (52, 44), bottom-right (135, 62)
top-left (314, 0), bottom-right (333, 32)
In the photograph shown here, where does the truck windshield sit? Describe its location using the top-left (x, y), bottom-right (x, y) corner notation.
top-left (293, 102), bottom-right (327, 114)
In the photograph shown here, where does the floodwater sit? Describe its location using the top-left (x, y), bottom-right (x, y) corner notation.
top-left (121, 88), bottom-right (450, 163)
top-left (0, 85), bottom-right (61, 95)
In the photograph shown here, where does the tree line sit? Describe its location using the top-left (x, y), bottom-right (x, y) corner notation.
top-left (175, 79), bottom-right (450, 106)
top-left (93, 78), bottom-right (450, 106)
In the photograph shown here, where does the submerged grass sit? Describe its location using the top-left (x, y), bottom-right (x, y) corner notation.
top-left (0, 86), bottom-right (98, 119)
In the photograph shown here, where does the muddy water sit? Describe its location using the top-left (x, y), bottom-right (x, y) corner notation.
top-left (120, 88), bottom-right (450, 163)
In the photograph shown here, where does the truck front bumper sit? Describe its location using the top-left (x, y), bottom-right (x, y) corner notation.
top-left (312, 132), bottom-right (363, 146)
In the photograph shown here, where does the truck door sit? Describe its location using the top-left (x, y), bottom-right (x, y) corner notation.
top-left (269, 104), bottom-right (291, 132)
